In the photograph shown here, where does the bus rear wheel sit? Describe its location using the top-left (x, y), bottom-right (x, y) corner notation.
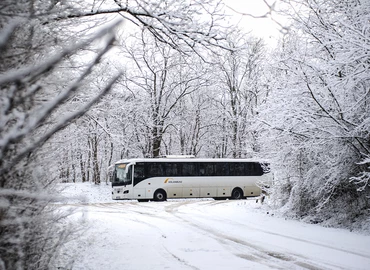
top-left (231, 188), bottom-right (243, 200)
top-left (153, 189), bottom-right (167, 201)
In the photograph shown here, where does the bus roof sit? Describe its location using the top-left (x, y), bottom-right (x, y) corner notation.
top-left (114, 158), bottom-right (268, 165)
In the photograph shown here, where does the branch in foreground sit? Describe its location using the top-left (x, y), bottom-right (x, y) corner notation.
top-left (0, 73), bottom-right (122, 177)
top-left (43, 2), bottom-right (230, 53)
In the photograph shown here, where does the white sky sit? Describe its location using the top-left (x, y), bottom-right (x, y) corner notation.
top-left (113, 0), bottom-right (286, 48)
top-left (223, 0), bottom-right (285, 45)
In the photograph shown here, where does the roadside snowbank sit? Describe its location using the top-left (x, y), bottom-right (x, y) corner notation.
top-left (56, 182), bottom-right (114, 204)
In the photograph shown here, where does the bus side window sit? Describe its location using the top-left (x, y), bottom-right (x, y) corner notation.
top-left (230, 163), bottom-right (245, 176)
top-left (134, 163), bottom-right (144, 175)
top-left (132, 163), bottom-right (146, 186)
top-left (205, 163), bottom-right (217, 176)
top-left (245, 163), bottom-right (253, 176)
top-left (254, 163), bottom-right (265, 176)
top-left (216, 163), bottom-right (229, 176)
top-left (127, 166), bottom-right (133, 183)
top-left (147, 163), bottom-right (164, 178)
top-left (165, 163), bottom-right (180, 176)
top-left (199, 163), bottom-right (206, 176)
top-left (182, 163), bottom-right (196, 176)
top-left (199, 162), bottom-right (218, 176)
top-left (245, 163), bottom-right (264, 176)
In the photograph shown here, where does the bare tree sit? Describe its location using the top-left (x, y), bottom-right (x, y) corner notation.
top-left (119, 30), bottom-right (211, 157)
top-left (212, 31), bottom-right (266, 158)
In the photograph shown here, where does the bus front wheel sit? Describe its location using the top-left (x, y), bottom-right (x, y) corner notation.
top-left (231, 188), bottom-right (244, 200)
top-left (154, 189), bottom-right (167, 201)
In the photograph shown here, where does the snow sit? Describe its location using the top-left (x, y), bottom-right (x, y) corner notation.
top-left (56, 182), bottom-right (113, 204)
top-left (56, 183), bottom-right (370, 270)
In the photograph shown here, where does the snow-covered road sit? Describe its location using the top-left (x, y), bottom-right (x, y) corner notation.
top-left (61, 198), bottom-right (370, 270)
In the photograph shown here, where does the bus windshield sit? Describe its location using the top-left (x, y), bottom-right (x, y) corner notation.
top-left (114, 163), bottom-right (132, 186)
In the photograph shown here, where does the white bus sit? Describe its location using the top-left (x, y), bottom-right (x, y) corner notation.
top-left (111, 157), bottom-right (271, 201)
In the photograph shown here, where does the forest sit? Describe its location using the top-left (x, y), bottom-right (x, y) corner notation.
top-left (0, 0), bottom-right (369, 269)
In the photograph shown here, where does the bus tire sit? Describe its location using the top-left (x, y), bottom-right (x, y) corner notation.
top-left (153, 189), bottom-right (167, 202)
top-left (231, 188), bottom-right (243, 200)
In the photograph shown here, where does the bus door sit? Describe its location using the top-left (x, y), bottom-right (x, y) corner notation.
top-left (122, 164), bottom-right (134, 197)
top-left (132, 163), bottom-right (147, 199)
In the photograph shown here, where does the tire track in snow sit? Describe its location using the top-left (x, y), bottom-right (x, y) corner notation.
top-left (85, 202), bottom-right (201, 270)
top-left (164, 200), bottom-right (347, 270)
top-left (186, 200), bottom-right (370, 261)
top-left (71, 201), bottom-right (368, 270)
top-left (81, 201), bottom-right (328, 269)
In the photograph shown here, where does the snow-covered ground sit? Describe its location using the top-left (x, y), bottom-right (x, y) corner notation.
top-left (55, 183), bottom-right (370, 270)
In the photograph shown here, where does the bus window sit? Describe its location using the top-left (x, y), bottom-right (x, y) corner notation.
top-left (199, 163), bottom-right (205, 176)
top-left (182, 163), bottom-right (196, 176)
top-left (165, 163), bottom-right (180, 176)
top-left (114, 163), bottom-right (132, 186)
top-left (245, 162), bottom-right (264, 176)
top-left (230, 163), bottom-right (245, 176)
top-left (255, 163), bottom-right (265, 176)
top-left (134, 163), bottom-right (145, 186)
top-left (200, 163), bottom-right (217, 176)
top-left (216, 163), bottom-right (229, 176)
top-left (146, 163), bottom-right (164, 178)
top-left (245, 163), bottom-right (254, 176)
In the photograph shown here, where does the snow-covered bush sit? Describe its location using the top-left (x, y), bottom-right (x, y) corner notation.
top-left (257, 0), bottom-right (370, 229)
